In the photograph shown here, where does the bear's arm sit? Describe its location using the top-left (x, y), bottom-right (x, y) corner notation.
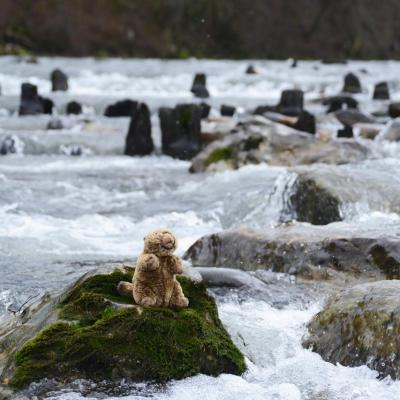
top-left (169, 255), bottom-right (183, 274)
top-left (137, 254), bottom-right (160, 272)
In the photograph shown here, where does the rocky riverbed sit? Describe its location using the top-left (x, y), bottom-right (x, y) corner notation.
top-left (1, 57), bottom-right (400, 399)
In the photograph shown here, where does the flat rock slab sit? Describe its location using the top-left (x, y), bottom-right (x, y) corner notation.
top-left (184, 226), bottom-right (400, 280)
top-left (304, 280), bottom-right (400, 379)
top-left (190, 116), bottom-right (369, 173)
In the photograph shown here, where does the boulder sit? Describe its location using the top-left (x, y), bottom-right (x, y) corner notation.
top-left (124, 102), bottom-right (154, 156)
top-left (50, 69), bottom-right (68, 91)
top-left (289, 164), bottom-right (400, 224)
top-left (304, 281), bottom-right (400, 379)
top-left (185, 227), bottom-right (400, 280)
top-left (220, 105), bottom-right (236, 117)
top-left (255, 90), bottom-right (304, 116)
top-left (276, 89), bottom-right (303, 116)
top-left (337, 125), bottom-right (353, 138)
top-left (159, 103), bottom-right (202, 160)
top-left (46, 118), bottom-right (63, 130)
top-left (388, 102), bottom-right (400, 119)
top-left (293, 111), bottom-right (315, 134)
top-left (245, 65), bottom-right (257, 74)
top-left (373, 82), bottom-right (390, 100)
top-left (18, 83), bottom-right (43, 115)
top-left (40, 97), bottom-right (54, 115)
top-left (323, 96), bottom-right (358, 113)
top-left (335, 109), bottom-right (374, 127)
top-left (0, 135), bottom-right (24, 155)
top-left (104, 99), bottom-right (138, 117)
top-left (200, 102), bottom-right (211, 119)
top-left (342, 73), bottom-right (362, 93)
top-left (0, 268), bottom-right (245, 392)
top-left (190, 116), bottom-right (368, 173)
top-left (66, 101), bottom-right (82, 115)
top-left (191, 73), bottom-right (209, 98)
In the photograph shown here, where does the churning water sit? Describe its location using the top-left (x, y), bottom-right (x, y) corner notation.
top-left (1, 57), bottom-right (400, 399)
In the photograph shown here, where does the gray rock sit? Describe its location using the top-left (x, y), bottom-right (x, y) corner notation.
top-left (191, 73), bottom-right (209, 98)
top-left (159, 103), bottom-right (202, 160)
top-left (373, 82), bottom-right (390, 100)
top-left (342, 73), bottom-right (362, 94)
top-left (323, 96), bottom-right (358, 113)
top-left (335, 109), bottom-right (374, 127)
top-left (184, 226), bottom-right (400, 280)
top-left (51, 69), bottom-right (68, 92)
top-left (289, 164), bottom-right (400, 224)
top-left (195, 267), bottom-right (263, 287)
top-left (0, 136), bottom-right (24, 155)
top-left (190, 116), bottom-right (368, 173)
top-left (124, 102), bottom-right (154, 156)
top-left (303, 280), bottom-right (400, 379)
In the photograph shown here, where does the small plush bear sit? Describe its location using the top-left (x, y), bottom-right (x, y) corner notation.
top-left (117, 229), bottom-right (189, 308)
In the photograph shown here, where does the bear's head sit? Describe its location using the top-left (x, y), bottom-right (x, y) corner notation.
top-left (143, 228), bottom-right (177, 257)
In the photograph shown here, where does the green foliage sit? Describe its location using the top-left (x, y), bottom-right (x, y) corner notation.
top-left (12, 270), bottom-right (245, 388)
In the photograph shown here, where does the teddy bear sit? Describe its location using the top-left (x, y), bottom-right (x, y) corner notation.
top-left (117, 228), bottom-right (189, 308)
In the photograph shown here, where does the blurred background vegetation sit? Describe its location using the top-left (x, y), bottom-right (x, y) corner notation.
top-left (1, 0), bottom-right (399, 59)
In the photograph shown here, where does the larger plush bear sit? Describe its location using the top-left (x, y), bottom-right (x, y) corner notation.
top-left (117, 229), bottom-right (189, 308)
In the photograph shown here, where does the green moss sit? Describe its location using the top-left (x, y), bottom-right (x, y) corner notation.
top-left (204, 147), bottom-right (233, 166)
top-left (12, 270), bottom-right (245, 389)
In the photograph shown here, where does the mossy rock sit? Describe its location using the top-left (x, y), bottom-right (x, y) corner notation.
top-left (303, 281), bottom-right (400, 379)
top-left (11, 269), bottom-right (245, 389)
top-left (204, 147), bottom-right (233, 166)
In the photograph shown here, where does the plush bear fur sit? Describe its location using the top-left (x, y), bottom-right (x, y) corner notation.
top-left (117, 229), bottom-right (189, 308)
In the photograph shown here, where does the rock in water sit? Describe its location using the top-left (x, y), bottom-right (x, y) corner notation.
top-left (104, 99), bottom-right (138, 117)
top-left (342, 72), bottom-right (362, 93)
top-left (200, 102), bottom-right (211, 119)
top-left (50, 69), bottom-right (68, 91)
top-left (159, 103), bottom-right (202, 160)
top-left (47, 118), bottom-right (63, 130)
top-left (190, 116), bottom-right (368, 173)
top-left (323, 96), bottom-right (358, 113)
top-left (220, 104), bottom-right (236, 116)
top-left (19, 83), bottom-right (44, 115)
top-left (40, 97), bottom-right (54, 114)
top-left (337, 125), bottom-right (353, 138)
top-left (124, 102), bottom-right (154, 156)
top-left (1, 268), bottom-right (245, 390)
top-left (335, 109), bottom-right (374, 126)
top-left (373, 81), bottom-right (390, 100)
top-left (293, 111), bottom-right (316, 134)
top-left (276, 89), bottom-right (304, 116)
top-left (303, 281), bottom-right (400, 379)
top-left (0, 135), bottom-right (24, 155)
top-left (245, 65), bottom-right (257, 74)
top-left (290, 164), bottom-right (400, 224)
top-left (388, 102), bottom-right (400, 118)
top-left (185, 227), bottom-right (400, 280)
top-left (191, 73), bottom-right (209, 98)
top-left (66, 101), bottom-right (82, 115)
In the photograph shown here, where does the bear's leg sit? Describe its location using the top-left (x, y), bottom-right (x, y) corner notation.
top-left (117, 281), bottom-right (134, 297)
top-left (169, 281), bottom-right (189, 308)
top-left (133, 286), bottom-right (159, 307)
